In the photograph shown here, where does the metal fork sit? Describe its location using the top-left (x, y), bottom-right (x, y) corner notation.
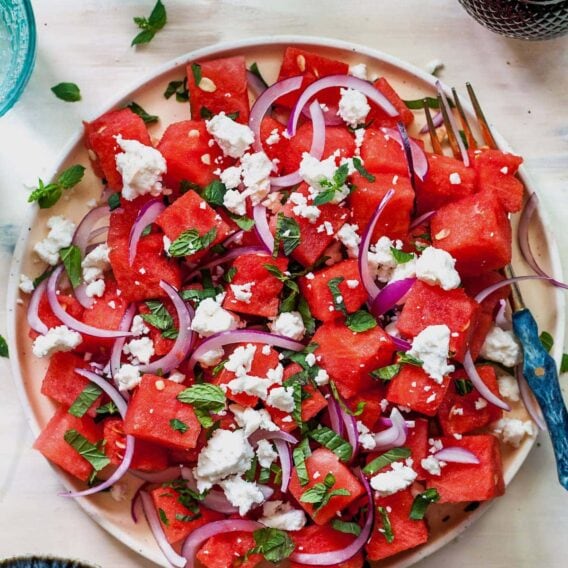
top-left (423, 84), bottom-right (568, 490)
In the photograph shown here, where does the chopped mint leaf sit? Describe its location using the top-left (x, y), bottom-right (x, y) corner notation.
top-left (249, 528), bottom-right (295, 563)
top-left (164, 78), bottom-right (189, 102)
top-left (561, 353), bottom-right (568, 373)
top-left (64, 429), bottom-right (110, 472)
top-left (131, 0), bottom-right (167, 46)
top-left (126, 101), bottom-right (159, 124)
top-left (0, 335), bottom-right (8, 358)
top-left (329, 381), bottom-right (365, 417)
top-left (169, 228), bottom-right (217, 257)
top-left (327, 276), bottom-right (347, 316)
top-left (169, 418), bottom-right (189, 434)
top-left (398, 352), bottom-right (424, 367)
top-left (33, 267), bottom-right (55, 288)
top-left (352, 157), bottom-right (375, 182)
top-left (455, 378), bottom-right (474, 395)
top-left (51, 82), bottom-right (81, 102)
top-left (68, 384), bottom-right (102, 418)
top-left (158, 507), bottom-right (169, 525)
top-left (309, 426), bottom-right (353, 462)
top-left (228, 213), bottom-right (255, 231)
top-left (273, 214), bottom-right (301, 257)
top-left (403, 97), bottom-right (440, 110)
top-left (202, 180), bottom-right (226, 206)
top-left (300, 472), bottom-right (350, 510)
top-left (95, 401), bottom-right (119, 418)
top-left (377, 506), bottom-right (394, 543)
top-left (191, 63), bottom-right (202, 86)
top-left (346, 310), bottom-right (377, 333)
top-left (314, 163), bottom-right (350, 206)
top-left (298, 295), bottom-right (316, 336)
top-left (390, 247), bottom-right (414, 264)
top-left (224, 267), bottom-right (237, 284)
top-left (293, 438), bottom-right (311, 486)
top-left (409, 488), bottom-right (440, 520)
top-left (363, 447), bottom-right (411, 476)
top-left (28, 164), bottom-right (85, 209)
top-left (59, 245), bottom-right (82, 289)
top-left (200, 106), bottom-right (214, 120)
top-left (331, 519), bottom-right (361, 536)
top-left (371, 364), bottom-right (401, 382)
top-left (539, 331), bottom-right (553, 353)
top-left (107, 192), bottom-right (121, 211)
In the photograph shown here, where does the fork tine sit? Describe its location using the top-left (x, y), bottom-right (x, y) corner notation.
top-left (451, 87), bottom-right (478, 150)
top-left (423, 101), bottom-right (444, 155)
top-left (466, 82), bottom-right (498, 149)
top-left (437, 93), bottom-right (461, 159)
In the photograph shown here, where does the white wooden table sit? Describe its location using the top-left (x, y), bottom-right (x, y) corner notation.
top-left (1, 1), bottom-right (567, 566)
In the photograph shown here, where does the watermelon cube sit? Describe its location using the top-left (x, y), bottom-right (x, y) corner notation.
top-left (367, 77), bottom-right (414, 128)
top-left (298, 259), bottom-right (367, 322)
top-left (397, 281), bottom-right (480, 362)
top-left (289, 448), bottom-right (365, 525)
top-left (124, 374), bottom-right (201, 450)
top-left (30, 293), bottom-right (84, 341)
top-left (260, 116), bottom-right (291, 174)
top-left (360, 128), bottom-right (409, 176)
top-left (197, 532), bottom-right (263, 568)
top-left (426, 435), bottom-right (505, 503)
top-left (346, 386), bottom-right (387, 430)
top-left (430, 193), bottom-right (512, 276)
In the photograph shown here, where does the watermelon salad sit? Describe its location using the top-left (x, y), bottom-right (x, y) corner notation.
top-left (20, 46), bottom-right (545, 567)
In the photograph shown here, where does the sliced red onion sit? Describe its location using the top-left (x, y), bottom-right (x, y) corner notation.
top-left (474, 274), bottom-right (549, 304)
top-left (358, 188), bottom-right (396, 301)
top-left (249, 76), bottom-right (303, 153)
top-left (270, 99), bottom-right (326, 188)
top-left (185, 246), bottom-right (268, 283)
top-left (397, 122), bottom-right (416, 189)
top-left (182, 519), bottom-right (263, 567)
top-left (381, 126), bottom-right (428, 182)
top-left (47, 266), bottom-right (133, 338)
top-left (274, 438), bottom-right (292, 492)
top-left (27, 278), bottom-right (49, 335)
top-left (108, 303), bottom-right (136, 380)
top-left (249, 429), bottom-right (299, 446)
top-left (463, 350), bottom-right (510, 411)
top-left (288, 74), bottom-right (398, 137)
top-left (343, 413), bottom-right (359, 462)
top-left (390, 335), bottom-right (411, 351)
top-left (131, 483), bottom-right (144, 523)
top-left (88, 225), bottom-right (109, 241)
top-left (436, 81), bottom-right (469, 167)
top-left (301, 102), bottom-right (343, 126)
top-left (516, 365), bottom-right (547, 431)
top-left (434, 446), bottom-right (480, 465)
top-left (72, 205), bottom-right (110, 254)
top-left (141, 491), bottom-right (187, 568)
top-left (370, 277), bottom-right (416, 317)
top-left (518, 193), bottom-right (568, 289)
top-left (495, 299), bottom-right (511, 330)
top-left (253, 204), bottom-right (274, 254)
top-left (60, 368), bottom-right (135, 498)
top-left (419, 110), bottom-right (443, 134)
top-left (129, 199), bottom-right (166, 266)
top-left (409, 210), bottom-right (435, 231)
top-left (138, 280), bottom-right (195, 375)
top-left (220, 229), bottom-right (244, 248)
top-left (246, 70), bottom-right (268, 97)
top-left (290, 468), bottom-right (373, 565)
top-left (188, 330), bottom-right (304, 371)
top-left (372, 408), bottom-right (408, 451)
top-left (73, 283), bottom-right (95, 310)
top-left (131, 466), bottom-right (183, 484)
top-left (327, 393), bottom-right (345, 437)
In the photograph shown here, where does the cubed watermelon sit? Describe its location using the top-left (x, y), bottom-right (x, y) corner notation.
top-left (360, 128), bottom-right (409, 176)
top-left (346, 386), bottom-right (387, 430)
top-left (367, 77), bottom-right (413, 128)
top-left (30, 293), bottom-right (84, 340)
top-left (197, 531), bottom-right (263, 568)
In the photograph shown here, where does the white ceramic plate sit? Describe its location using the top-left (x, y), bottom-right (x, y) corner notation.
top-left (6, 36), bottom-right (565, 567)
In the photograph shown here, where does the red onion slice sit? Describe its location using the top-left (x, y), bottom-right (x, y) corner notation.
top-left (370, 277), bottom-right (416, 317)
top-left (27, 278), bottom-right (49, 335)
top-left (381, 126), bottom-right (428, 182)
top-left (108, 303), bottom-right (136, 380)
top-left (343, 413), bottom-right (359, 462)
top-left (131, 466), bottom-right (184, 484)
top-left (419, 110), bottom-right (443, 134)
top-left (182, 519), bottom-right (264, 567)
top-left (290, 468), bottom-right (373, 565)
top-left (188, 329), bottom-right (304, 371)
top-left (327, 393), bottom-right (345, 438)
top-left (249, 76), bottom-right (303, 153)
top-left (141, 491), bottom-right (187, 568)
top-left (516, 365), bottom-right (547, 431)
top-left (495, 299), bottom-right (510, 330)
top-left (390, 335), bottom-right (411, 351)
top-left (72, 205), bottom-right (110, 254)
top-left (129, 199), bottom-right (166, 266)
top-left (274, 438), bottom-right (292, 492)
top-left (246, 70), bottom-right (268, 97)
top-left (47, 266), bottom-right (133, 338)
top-left (288, 74), bottom-right (398, 137)
top-left (253, 204), bottom-right (274, 254)
top-left (249, 429), bottom-right (299, 446)
top-left (60, 368), bottom-right (135, 498)
top-left (474, 274), bottom-right (549, 304)
top-left (434, 446), bottom-right (480, 465)
top-left (463, 350), bottom-right (510, 411)
top-left (301, 102), bottom-right (343, 126)
top-left (138, 280), bottom-right (195, 375)
top-left (436, 81), bottom-right (469, 167)
top-left (372, 408), bottom-right (408, 451)
top-left (409, 210), bottom-right (435, 231)
top-left (358, 188), bottom-right (396, 301)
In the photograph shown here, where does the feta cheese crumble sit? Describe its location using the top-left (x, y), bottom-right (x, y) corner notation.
top-left (240, 151), bottom-right (273, 205)
top-left (195, 346), bottom-right (225, 368)
top-left (191, 297), bottom-right (239, 337)
top-left (337, 88), bottom-right (370, 128)
top-left (206, 112), bottom-right (254, 158)
top-left (32, 325), bottom-right (82, 358)
top-left (223, 189), bottom-right (247, 216)
top-left (19, 274), bottom-right (34, 294)
top-left (299, 153), bottom-right (349, 204)
top-left (33, 216), bottom-right (76, 265)
top-left (115, 136), bottom-right (167, 201)
top-left (219, 475), bottom-right (265, 515)
top-left (314, 368), bottom-right (330, 386)
top-left (230, 404), bottom-right (279, 437)
top-left (114, 364), bottom-right (142, 391)
top-left (415, 246), bottom-right (461, 291)
top-left (480, 326), bottom-right (522, 368)
top-left (449, 172), bottom-right (462, 185)
top-left (408, 324), bottom-right (455, 383)
top-left (266, 386), bottom-right (296, 412)
top-left (230, 282), bottom-right (255, 304)
top-left (336, 223), bottom-right (361, 259)
top-left (85, 279), bottom-right (106, 298)
top-left (349, 63), bottom-right (368, 80)
top-left (497, 373), bottom-right (521, 402)
top-left (130, 315), bottom-right (150, 337)
top-left (123, 336), bottom-right (155, 365)
top-left (269, 311), bottom-right (305, 341)
top-left (256, 439), bottom-right (278, 468)
top-left (421, 455), bottom-right (445, 476)
top-left (357, 421), bottom-right (376, 451)
top-left (260, 501), bottom-right (307, 531)
top-left (289, 191), bottom-right (321, 223)
top-left (493, 418), bottom-right (535, 448)
top-left (370, 461), bottom-right (418, 496)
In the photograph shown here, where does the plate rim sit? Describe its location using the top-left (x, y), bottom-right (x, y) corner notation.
top-left (6, 34), bottom-right (566, 568)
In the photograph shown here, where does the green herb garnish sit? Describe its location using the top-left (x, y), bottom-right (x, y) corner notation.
top-left (168, 228), bottom-right (217, 257)
top-left (539, 331), bottom-right (553, 353)
top-left (352, 157), bottom-right (375, 182)
top-left (107, 192), bottom-right (121, 211)
top-left (59, 245), bottom-right (82, 288)
top-left (169, 418), bottom-right (189, 434)
top-left (331, 519), bottom-right (362, 536)
top-left (390, 247), bottom-right (414, 264)
top-left (273, 214), bottom-right (301, 257)
top-left (68, 384), bottom-right (102, 418)
top-left (0, 335), bottom-right (8, 358)
top-left (300, 472), bottom-right (350, 511)
top-left (126, 101), bottom-right (159, 124)
top-left (131, 0), bottom-right (167, 46)
top-left (51, 82), bottom-right (81, 102)
top-left (309, 426), bottom-right (353, 462)
top-left (377, 506), bottom-right (394, 543)
top-left (177, 384), bottom-right (226, 428)
top-left (248, 528), bottom-right (295, 564)
top-left (28, 164), bottom-right (85, 209)
top-left (313, 163), bottom-right (349, 206)
top-left (362, 447), bottom-right (411, 476)
top-left (345, 310), bottom-right (377, 333)
top-left (63, 429), bottom-right (110, 472)
top-left (409, 488), bottom-right (440, 520)
top-left (371, 364), bottom-right (401, 382)
top-left (293, 438), bottom-right (311, 486)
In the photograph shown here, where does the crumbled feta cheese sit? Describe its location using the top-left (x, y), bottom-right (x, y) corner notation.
top-left (223, 189), bottom-right (247, 216)
top-left (449, 172), bottom-right (462, 185)
top-left (115, 136), bottom-right (167, 201)
top-left (230, 282), bottom-right (255, 304)
top-left (266, 364), bottom-right (284, 385)
top-left (230, 404), bottom-right (279, 437)
top-left (266, 386), bottom-right (296, 412)
top-left (34, 216), bottom-right (76, 265)
top-left (19, 274), bottom-right (34, 294)
top-left (123, 336), bottom-right (155, 365)
top-left (168, 370), bottom-right (186, 384)
top-left (195, 347), bottom-right (225, 368)
top-left (500, 166), bottom-right (509, 175)
top-left (260, 501), bottom-right (307, 531)
top-left (266, 129), bottom-right (281, 145)
top-left (130, 315), bottom-right (150, 337)
top-left (357, 421), bottom-right (376, 451)
top-left (191, 297), bottom-right (239, 337)
top-left (380, 398), bottom-right (389, 413)
top-left (415, 247), bottom-right (461, 291)
top-left (114, 364), bottom-right (142, 391)
top-left (299, 153), bottom-right (349, 203)
top-left (451, 406), bottom-right (464, 416)
top-left (336, 223), bottom-right (361, 258)
top-left (289, 191), bottom-right (321, 223)
top-left (269, 311), bottom-right (305, 341)
top-left (85, 279), bottom-right (106, 298)
top-left (428, 438), bottom-right (444, 453)
top-left (349, 63), bottom-right (368, 80)
top-left (408, 324), bottom-right (455, 383)
top-left (493, 418), bottom-right (535, 448)
top-left (475, 397), bottom-right (488, 410)
top-left (262, 345), bottom-right (271, 356)
top-left (337, 88), bottom-right (370, 128)
top-left (314, 368), bottom-right (330, 386)
top-left (32, 325), bottom-right (82, 358)
top-left (240, 151), bottom-right (273, 205)
top-left (346, 279), bottom-right (359, 289)
top-left (163, 235), bottom-right (172, 256)
top-left (421, 455), bottom-right (445, 476)
top-left (82, 244), bottom-right (111, 284)
top-left (220, 165), bottom-right (242, 189)
top-left (370, 461), bottom-right (418, 496)
top-left (480, 326), bottom-right (522, 368)
top-left (497, 373), bottom-right (520, 402)
top-left (256, 439), bottom-right (278, 468)
top-left (206, 112), bottom-right (254, 158)
top-left (220, 475), bottom-right (265, 515)
top-left (367, 236), bottom-right (398, 282)
top-left (228, 375), bottom-right (273, 399)
top-left (305, 353), bottom-right (316, 367)
top-left (354, 129), bottom-right (366, 154)
top-left (225, 344), bottom-right (257, 376)
top-left (194, 429), bottom-right (254, 491)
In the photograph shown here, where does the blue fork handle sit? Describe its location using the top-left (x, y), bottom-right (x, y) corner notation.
top-left (513, 309), bottom-right (568, 490)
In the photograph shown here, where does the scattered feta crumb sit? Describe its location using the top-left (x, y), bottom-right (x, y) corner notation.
top-left (33, 216), bottom-right (76, 265)
top-left (408, 324), bottom-right (455, 384)
top-left (19, 274), bottom-right (34, 294)
top-left (230, 282), bottom-right (255, 304)
top-left (449, 172), bottom-right (462, 185)
top-left (475, 397), bottom-right (488, 410)
top-left (415, 246), bottom-right (461, 291)
top-left (337, 88), bottom-right (370, 128)
top-left (130, 315), bottom-right (150, 337)
top-left (299, 153), bottom-right (350, 204)
top-left (230, 404), bottom-right (279, 437)
top-left (370, 461), bottom-right (418, 496)
top-left (220, 475), bottom-right (265, 515)
top-left (220, 165), bottom-right (242, 189)
top-left (314, 368), bottom-right (330, 386)
top-left (256, 439), bottom-right (278, 468)
top-left (357, 421), bottom-right (376, 451)
top-left (110, 482), bottom-right (128, 502)
top-left (195, 347), bottom-right (225, 368)
top-left (289, 191), bottom-right (321, 223)
top-left (82, 243), bottom-right (111, 285)
top-left (497, 373), bottom-right (520, 402)
top-left (260, 500), bottom-right (307, 531)
top-left (480, 326), bottom-right (522, 368)
top-left (346, 279), bottom-right (359, 289)
top-left (123, 336), bottom-right (155, 365)
top-left (500, 166), bottom-right (509, 175)
top-left (349, 63), bottom-right (368, 80)
top-left (269, 311), bottom-right (305, 341)
top-left (223, 189), bottom-right (247, 216)
top-left (206, 112), bottom-right (254, 158)
top-left (266, 386), bottom-right (296, 413)
top-left (240, 151), bottom-right (273, 205)
top-left (493, 418), bottom-right (535, 448)
top-left (114, 364), bottom-right (142, 391)
top-left (266, 129), bottom-right (281, 145)
top-left (32, 325), bottom-right (82, 358)
top-left (225, 344), bottom-right (257, 376)
top-left (168, 370), bottom-right (186, 384)
top-left (421, 455), bottom-right (445, 476)
top-left (191, 297), bottom-right (239, 337)
top-left (336, 223), bottom-right (361, 258)
top-left (85, 279), bottom-right (106, 298)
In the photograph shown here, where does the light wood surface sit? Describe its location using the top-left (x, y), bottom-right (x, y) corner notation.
top-left (1, 1), bottom-right (567, 567)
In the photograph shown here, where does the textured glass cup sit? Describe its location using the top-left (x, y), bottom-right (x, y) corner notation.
top-left (459, 0), bottom-right (568, 40)
top-left (0, 0), bottom-right (36, 117)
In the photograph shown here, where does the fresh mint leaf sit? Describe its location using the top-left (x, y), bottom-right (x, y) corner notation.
top-left (249, 528), bottom-right (295, 564)
top-left (329, 381), bottom-right (365, 417)
top-left (191, 63), bottom-right (202, 86)
top-left (363, 447), bottom-right (411, 476)
top-left (309, 426), bottom-right (353, 462)
top-left (51, 82), bottom-right (81, 102)
top-left (95, 401), bottom-right (119, 418)
top-left (378, 506), bottom-right (394, 543)
top-left (327, 276), bottom-right (347, 316)
top-left (126, 101), bottom-right (159, 124)
top-left (199, 106), bottom-right (214, 120)
top-left (293, 438), bottom-right (311, 486)
top-left (177, 384), bottom-right (226, 427)
top-left (181, 287), bottom-right (219, 304)
top-left (228, 213), bottom-right (255, 231)
top-left (131, 0), bottom-right (167, 46)
top-left (202, 180), bottom-right (226, 206)
top-left (0, 335), bottom-right (8, 358)
top-left (141, 300), bottom-right (174, 331)
top-left (263, 264), bottom-right (299, 294)
top-left (169, 418), bottom-right (189, 434)
top-left (298, 295), bottom-right (316, 335)
top-left (331, 519), bottom-right (361, 536)
top-left (390, 247), bottom-right (414, 264)
top-left (273, 214), bottom-right (300, 257)
top-left (398, 352), bottom-right (423, 367)
top-left (59, 245), bottom-right (82, 289)
top-left (28, 165), bottom-right (85, 209)
top-left (244, 456), bottom-right (258, 482)
top-left (64, 429), bottom-right (110, 472)
top-left (280, 288), bottom-right (298, 313)
top-left (409, 488), bottom-right (440, 520)
top-left (158, 507), bottom-right (169, 525)
top-left (539, 331), bottom-right (553, 353)
top-left (164, 78), bottom-right (189, 102)
top-left (455, 378), bottom-right (474, 395)
top-left (107, 192), bottom-right (121, 211)
top-left (313, 163), bottom-right (349, 205)
top-left (300, 472), bottom-right (350, 510)
top-left (68, 384), bottom-right (102, 418)
top-left (352, 157), bottom-right (375, 182)
top-left (169, 228), bottom-right (217, 257)
top-left (224, 266), bottom-right (237, 284)
top-left (403, 97), bottom-right (440, 110)
top-left (561, 353), bottom-right (568, 373)
top-left (346, 310), bottom-right (377, 333)
top-left (371, 364), bottom-right (401, 382)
